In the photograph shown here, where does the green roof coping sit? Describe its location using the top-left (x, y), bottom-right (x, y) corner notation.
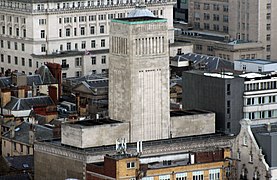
top-left (111, 19), bottom-right (167, 25)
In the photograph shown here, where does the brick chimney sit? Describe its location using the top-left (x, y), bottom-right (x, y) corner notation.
top-left (17, 86), bottom-right (25, 98)
top-left (29, 124), bottom-right (35, 145)
top-left (1, 89), bottom-right (11, 114)
top-left (46, 63), bottom-right (62, 98)
top-left (10, 121), bottom-right (15, 139)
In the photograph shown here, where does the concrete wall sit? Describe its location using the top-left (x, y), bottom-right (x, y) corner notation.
top-left (182, 71), bottom-right (244, 135)
top-left (34, 150), bottom-right (84, 180)
top-left (61, 122), bottom-right (129, 148)
top-left (170, 112), bottom-right (215, 137)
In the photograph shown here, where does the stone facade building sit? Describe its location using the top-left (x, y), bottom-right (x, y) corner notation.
top-left (109, 15), bottom-right (170, 142)
top-left (188, 0), bottom-right (277, 60)
top-left (0, 0), bottom-right (175, 77)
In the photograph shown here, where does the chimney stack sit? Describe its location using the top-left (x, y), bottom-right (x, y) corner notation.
top-left (29, 124), bottom-right (35, 145)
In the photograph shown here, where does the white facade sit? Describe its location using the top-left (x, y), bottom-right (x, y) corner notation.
top-left (0, 0), bottom-right (175, 78)
top-left (241, 72), bottom-right (277, 125)
top-left (234, 59), bottom-right (277, 73)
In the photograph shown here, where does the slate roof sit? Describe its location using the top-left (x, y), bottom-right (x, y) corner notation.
top-left (5, 155), bottom-right (33, 170)
top-left (26, 75), bottom-right (43, 86)
top-left (2, 122), bottom-right (53, 145)
top-left (251, 123), bottom-right (277, 167)
top-left (0, 77), bottom-right (11, 88)
top-left (172, 53), bottom-right (234, 71)
top-left (36, 65), bottom-right (58, 84)
top-left (4, 96), bottom-right (54, 111)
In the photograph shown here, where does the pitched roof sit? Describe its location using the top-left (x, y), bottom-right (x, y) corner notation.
top-left (2, 122), bottom-right (53, 145)
top-left (36, 65), bottom-right (58, 84)
top-left (172, 53), bottom-right (234, 71)
top-left (4, 96), bottom-right (54, 111)
top-left (5, 155), bottom-right (33, 170)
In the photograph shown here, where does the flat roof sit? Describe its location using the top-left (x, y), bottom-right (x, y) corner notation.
top-left (67, 119), bottom-right (121, 127)
top-left (112, 16), bottom-right (167, 25)
top-left (170, 109), bottom-right (212, 117)
top-left (236, 59), bottom-right (277, 65)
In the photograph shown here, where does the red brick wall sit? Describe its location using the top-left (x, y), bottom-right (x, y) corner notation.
top-left (195, 149), bottom-right (224, 163)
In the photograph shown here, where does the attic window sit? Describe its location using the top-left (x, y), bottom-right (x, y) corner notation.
top-left (22, 163), bottom-right (29, 168)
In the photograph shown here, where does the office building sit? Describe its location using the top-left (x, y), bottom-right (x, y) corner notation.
top-left (0, 0), bottom-right (175, 77)
top-left (188, 0), bottom-right (277, 60)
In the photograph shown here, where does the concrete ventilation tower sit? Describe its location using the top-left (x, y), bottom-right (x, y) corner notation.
top-left (109, 7), bottom-right (170, 142)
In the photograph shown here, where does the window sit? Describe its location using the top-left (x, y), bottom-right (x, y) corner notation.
top-left (243, 135), bottom-right (247, 145)
top-left (92, 70), bottom-right (96, 74)
top-left (75, 71), bottom-right (81, 77)
top-left (62, 73), bottom-right (67, 79)
top-left (14, 56), bottom-right (18, 65)
top-left (2, 26), bottom-right (5, 34)
top-left (7, 41), bottom-right (10, 49)
top-left (204, 13), bottom-right (210, 20)
top-left (0, 54), bottom-right (3, 62)
top-left (90, 26), bottom-right (95, 34)
top-left (91, 56), bottom-right (96, 64)
top-left (75, 57), bottom-right (82, 67)
top-left (177, 48), bottom-right (182, 55)
top-left (22, 58), bottom-right (25, 66)
top-left (41, 30), bottom-right (45, 38)
top-left (267, 45), bottom-right (271, 51)
top-left (59, 29), bottom-right (62, 37)
top-left (14, 142), bottom-right (16, 151)
top-left (79, 16), bottom-right (86, 22)
top-left (67, 42), bottom-right (71, 50)
top-left (227, 84), bottom-right (230, 95)
top-left (75, 43), bottom-right (78, 50)
top-left (249, 152), bottom-right (253, 163)
top-left (209, 169), bottom-right (220, 180)
top-left (227, 100), bottom-right (230, 114)
top-left (14, 42), bottom-right (18, 50)
top-left (207, 46), bottom-right (213, 51)
top-left (16, 28), bottom-right (19, 36)
top-left (23, 29), bottom-right (26, 37)
top-left (81, 41), bottom-right (86, 49)
top-left (100, 25), bottom-right (104, 33)
top-left (196, 44), bottom-right (202, 51)
top-left (9, 27), bottom-right (12, 35)
top-left (39, 19), bottom-right (46, 25)
top-left (267, 24), bottom-right (271, 31)
top-left (267, 13), bottom-right (271, 20)
top-left (101, 39), bottom-right (105, 47)
top-left (41, 44), bottom-right (46, 52)
top-left (8, 55), bottom-right (11, 63)
top-left (80, 27), bottom-right (85, 35)
top-left (159, 175), bottom-right (170, 180)
top-left (203, 3), bottom-right (210, 10)
top-left (267, 3), bottom-right (271, 9)
top-left (223, 15), bottom-right (228, 22)
top-left (194, 2), bottom-right (200, 9)
top-left (0, 40), bottom-right (3, 48)
top-left (213, 4), bottom-right (219, 11)
top-left (267, 34), bottom-right (271, 41)
top-left (66, 28), bottom-right (70, 36)
top-left (127, 162), bottom-right (135, 169)
top-left (74, 28), bottom-right (77, 36)
top-left (101, 55), bottom-right (106, 64)
top-left (29, 59), bottom-right (32, 67)
top-left (213, 14), bottom-right (219, 21)
top-left (223, 5), bottom-right (228, 12)
top-left (193, 171), bottom-right (204, 180)
top-left (91, 40), bottom-right (96, 48)
top-left (176, 173), bottom-right (187, 180)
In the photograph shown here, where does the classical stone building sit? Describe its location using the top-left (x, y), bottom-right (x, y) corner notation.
top-left (188, 0), bottom-right (277, 60)
top-left (233, 119), bottom-right (277, 179)
top-left (0, 0), bottom-right (175, 77)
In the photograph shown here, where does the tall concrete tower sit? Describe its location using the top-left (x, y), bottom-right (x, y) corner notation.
top-left (109, 11), bottom-right (170, 142)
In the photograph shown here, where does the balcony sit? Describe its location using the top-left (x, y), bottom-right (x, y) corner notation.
top-left (61, 64), bottom-right (69, 69)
